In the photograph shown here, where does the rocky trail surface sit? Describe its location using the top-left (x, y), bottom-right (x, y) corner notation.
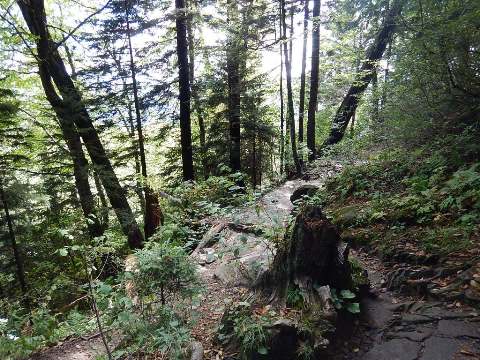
top-left (329, 251), bottom-right (480, 360)
top-left (29, 159), bottom-right (480, 359)
top-left (191, 158), bottom-right (480, 360)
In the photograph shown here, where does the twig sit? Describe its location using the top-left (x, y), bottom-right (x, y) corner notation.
top-left (54, 0), bottom-right (113, 49)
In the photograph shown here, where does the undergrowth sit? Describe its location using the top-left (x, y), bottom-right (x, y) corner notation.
top-left (315, 121), bottom-right (480, 258)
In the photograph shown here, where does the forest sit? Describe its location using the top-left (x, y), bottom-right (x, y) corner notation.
top-left (0, 0), bottom-right (479, 359)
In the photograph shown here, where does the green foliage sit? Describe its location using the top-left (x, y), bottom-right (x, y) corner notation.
top-left (93, 242), bottom-right (200, 359)
top-left (349, 258), bottom-right (369, 290)
top-left (0, 301), bottom-right (95, 360)
top-left (330, 289), bottom-right (360, 314)
top-left (218, 302), bottom-right (273, 359)
top-left (286, 286), bottom-right (305, 309)
top-left (128, 241), bottom-right (200, 304)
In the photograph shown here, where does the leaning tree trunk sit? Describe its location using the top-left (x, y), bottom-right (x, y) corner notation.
top-left (321, 0), bottom-right (405, 149)
top-left (262, 205), bottom-right (352, 305)
top-left (281, 0), bottom-right (302, 176)
top-left (18, 0), bottom-right (144, 249)
top-left (39, 64), bottom-right (103, 239)
top-left (53, 46), bottom-right (104, 238)
top-left (298, 0), bottom-right (309, 143)
top-left (306, 0), bottom-right (321, 161)
top-left (175, 0), bottom-right (195, 181)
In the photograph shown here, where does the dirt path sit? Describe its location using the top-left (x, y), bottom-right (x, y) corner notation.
top-left (29, 336), bottom-right (108, 360)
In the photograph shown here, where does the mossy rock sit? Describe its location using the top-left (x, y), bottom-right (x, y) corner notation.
top-left (385, 207), bottom-right (417, 224)
top-left (340, 228), bottom-right (375, 248)
top-left (330, 204), bottom-right (367, 228)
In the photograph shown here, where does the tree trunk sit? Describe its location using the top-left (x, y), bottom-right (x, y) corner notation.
top-left (226, 0), bottom-right (241, 174)
top-left (125, 1), bottom-right (162, 239)
top-left (261, 205), bottom-right (351, 305)
top-left (279, 36), bottom-right (285, 176)
top-left (40, 68), bottom-right (103, 239)
top-left (0, 179), bottom-right (29, 308)
top-left (381, 42), bottom-right (392, 118)
top-left (18, 0), bottom-right (144, 249)
top-left (108, 46), bottom-right (145, 213)
top-left (350, 112), bottom-right (355, 138)
top-left (127, 101), bottom-right (146, 214)
top-left (186, 0), bottom-right (208, 179)
top-left (93, 169), bottom-right (109, 230)
top-left (252, 131), bottom-right (257, 188)
top-left (306, 0), bottom-right (321, 161)
top-left (371, 69), bottom-right (379, 123)
top-left (298, 0), bottom-right (309, 143)
top-left (176, 0), bottom-right (195, 181)
top-left (322, 0), bottom-right (405, 149)
top-left (281, 0), bottom-right (302, 176)
top-left (288, 4), bottom-right (293, 65)
top-left (60, 44), bottom-right (103, 238)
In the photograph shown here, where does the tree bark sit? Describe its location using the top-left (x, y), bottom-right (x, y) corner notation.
top-left (298, 0), bottom-right (309, 143)
top-left (186, 0), bottom-right (208, 179)
top-left (40, 68), bottom-right (103, 238)
top-left (60, 44), bottom-right (104, 238)
top-left (261, 205), bottom-right (351, 305)
top-left (18, 0), bottom-right (144, 249)
top-left (176, 0), bottom-right (195, 181)
top-left (306, 0), bottom-right (320, 161)
top-left (0, 179), bottom-right (29, 308)
top-left (93, 169), bottom-right (109, 229)
top-left (127, 101), bottom-right (146, 214)
top-left (226, 0), bottom-right (241, 174)
top-left (281, 0), bottom-right (302, 176)
top-left (279, 33), bottom-right (285, 176)
top-left (125, 0), bottom-right (162, 239)
top-left (322, 0), bottom-right (405, 149)
top-left (371, 68), bottom-right (379, 123)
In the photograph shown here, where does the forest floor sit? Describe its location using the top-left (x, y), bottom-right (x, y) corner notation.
top-left (29, 158), bottom-right (480, 360)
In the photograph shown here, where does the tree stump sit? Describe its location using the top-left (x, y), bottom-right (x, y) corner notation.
top-left (289, 184), bottom-right (319, 204)
top-left (262, 205), bottom-right (352, 305)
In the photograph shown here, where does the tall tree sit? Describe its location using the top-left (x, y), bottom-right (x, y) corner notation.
top-left (186, 0), bottom-right (208, 178)
top-left (298, 0), bottom-right (309, 143)
top-left (0, 86), bottom-right (29, 308)
top-left (175, 0), bottom-right (195, 181)
top-left (17, 0), bottom-right (144, 249)
top-left (279, 18), bottom-right (285, 175)
top-left (281, 0), bottom-right (302, 175)
top-left (124, 0), bottom-right (162, 238)
top-left (306, 0), bottom-right (320, 161)
top-left (63, 46), bottom-right (107, 235)
top-left (322, 0), bottom-right (405, 148)
top-left (0, 179), bottom-right (28, 308)
top-left (226, 0), bottom-right (241, 174)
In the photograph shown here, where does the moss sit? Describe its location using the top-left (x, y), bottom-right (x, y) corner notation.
top-left (329, 204), bottom-right (368, 228)
top-left (340, 227), bottom-right (379, 248)
top-left (349, 258), bottom-right (369, 290)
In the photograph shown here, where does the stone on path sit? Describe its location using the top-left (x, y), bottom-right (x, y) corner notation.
top-left (436, 319), bottom-right (480, 339)
top-left (362, 338), bottom-right (421, 360)
top-left (420, 337), bottom-right (471, 360)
